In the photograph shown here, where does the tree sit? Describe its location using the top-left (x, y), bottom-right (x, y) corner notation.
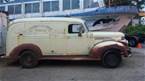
top-left (137, 0), bottom-right (145, 9)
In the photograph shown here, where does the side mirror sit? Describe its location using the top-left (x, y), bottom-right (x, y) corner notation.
top-left (78, 27), bottom-right (83, 37)
top-left (78, 31), bottom-right (82, 37)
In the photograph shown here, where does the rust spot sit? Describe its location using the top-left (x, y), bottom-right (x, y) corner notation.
top-left (90, 44), bottom-right (129, 59)
top-left (7, 44), bottom-right (129, 62)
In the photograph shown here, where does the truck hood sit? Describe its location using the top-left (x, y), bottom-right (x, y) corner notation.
top-left (89, 32), bottom-right (125, 41)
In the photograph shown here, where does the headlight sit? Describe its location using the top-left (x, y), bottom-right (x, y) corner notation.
top-left (119, 38), bottom-right (128, 46)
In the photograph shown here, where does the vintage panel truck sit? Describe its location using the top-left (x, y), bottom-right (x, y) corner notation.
top-left (0, 13), bottom-right (130, 68)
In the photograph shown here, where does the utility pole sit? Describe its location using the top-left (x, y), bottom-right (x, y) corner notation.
top-left (108, 0), bottom-right (110, 7)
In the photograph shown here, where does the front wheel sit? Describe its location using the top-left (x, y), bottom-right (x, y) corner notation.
top-left (102, 50), bottom-right (122, 68)
top-left (19, 51), bottom-right (38, 68)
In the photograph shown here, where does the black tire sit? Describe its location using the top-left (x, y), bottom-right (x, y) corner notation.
top-left (19, 51), bottom-right (38, 68)
top-left (128, 37), bottom-right (138, 47)
top-left (102, 50), bottom-right (122, 68)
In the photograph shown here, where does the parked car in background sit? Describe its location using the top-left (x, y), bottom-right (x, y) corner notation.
top-left (125, 33), bottom-right (145, 47)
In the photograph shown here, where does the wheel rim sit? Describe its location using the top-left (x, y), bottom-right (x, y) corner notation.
top-left (22, 54), bottom-right (34, 66)
top-left (25, 55), bottom-right (33, 64)
top-left (103, 51), bottom-right (121, 68)
top-left (105, 54), bottom-right (119, 67)
top-left (20, 51), bottom-right (38, 68)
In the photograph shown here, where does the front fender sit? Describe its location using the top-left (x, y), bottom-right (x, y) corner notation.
top-left (90, 41), bottom-right (128, 60)
top-left (94, 41), bottom-right (124, 48)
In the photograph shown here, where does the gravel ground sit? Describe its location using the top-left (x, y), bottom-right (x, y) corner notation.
top-left (0, 48), bottom-right (145, 81)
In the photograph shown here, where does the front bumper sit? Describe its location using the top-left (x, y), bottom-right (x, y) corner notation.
top-left (118, 40), bottom-right (132, 57)
top-left (0, 53), bottom-right (5, 57)
top-left (127, 47), bottom-right (132, 57)
top-left (127, 47), bottom-right (131, 54)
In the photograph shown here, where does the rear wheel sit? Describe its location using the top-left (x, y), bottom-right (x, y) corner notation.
top-left (102, 50), bottom-right (122, 68)
top-left (19, 51), bottom-right (38, 68)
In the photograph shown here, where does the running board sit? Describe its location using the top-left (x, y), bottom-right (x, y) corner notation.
top-left (40, 56), bottom-right (100, 61)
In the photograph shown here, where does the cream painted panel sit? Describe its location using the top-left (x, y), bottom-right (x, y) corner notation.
top-left (50, 37), bottom-right (67, 55)
top-left (49, 22), bottom-right (68, 55)
top-left (6, 23), bottom-right (25, 56)
top-left (66, 33), bottom-right (93, 55)
top-left (17, 36), bottom-right (50, 54)
top-left (21, 21), bottom-right (68, 55)
top-left (7, 21), bottom-right (68, 56)
top-left (11, 21), bottom-right (69, 55)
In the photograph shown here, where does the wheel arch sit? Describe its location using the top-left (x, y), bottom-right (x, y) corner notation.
top-left (102, 48), bottom-right (121, 58)
top-left (8, 43), bottom-right (43, 60)
top-left (90, 41), bottom-right (125, 60)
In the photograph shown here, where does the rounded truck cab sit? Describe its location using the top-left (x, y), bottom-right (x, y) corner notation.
top-left (6, 17), bottom-right (130, 68)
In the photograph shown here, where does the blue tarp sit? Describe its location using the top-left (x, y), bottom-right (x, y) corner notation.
top-left (69, 6), bottom-right (138, 17)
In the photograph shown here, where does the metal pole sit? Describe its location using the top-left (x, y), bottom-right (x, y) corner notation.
top-left (109, 0), bottom-right (110, 7)
top-left (40, 0), bottom-right (43, 17)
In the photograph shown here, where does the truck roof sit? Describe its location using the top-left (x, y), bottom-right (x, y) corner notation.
top-left (10, 17), bottom-right (85, 25)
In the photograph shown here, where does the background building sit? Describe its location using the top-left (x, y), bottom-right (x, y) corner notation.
top-left (0, 0), bottom-right (105, 19)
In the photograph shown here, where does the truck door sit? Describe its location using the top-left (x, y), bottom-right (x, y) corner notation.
top-left (48, 22), bottom-right (67, 55)
top-left (66, 24), bottom-right (91, 55)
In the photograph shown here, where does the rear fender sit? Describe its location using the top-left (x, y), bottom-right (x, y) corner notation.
top-left (8, 43), bottom-right (43, 61)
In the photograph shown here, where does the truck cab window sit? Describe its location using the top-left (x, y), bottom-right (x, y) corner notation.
top-left (68, 24), bottom-right (84, 34)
